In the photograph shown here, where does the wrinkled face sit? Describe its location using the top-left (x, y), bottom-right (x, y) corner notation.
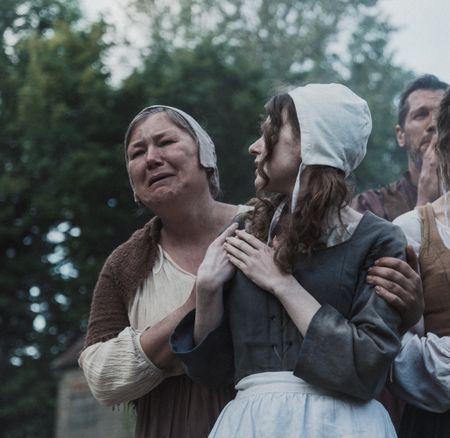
top-left (396, 89), bottom-right (445, 169)
top-left (126, 112), bottom-right (208, 207)
top-left (248, 111), bottom-right (301, 194)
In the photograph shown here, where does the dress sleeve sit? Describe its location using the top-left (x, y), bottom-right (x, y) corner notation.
top-left (81, 251), bottom-right (177, 405)
top-left (170, 309), bottom-right (235, 388)
top-left (79, 327), bottom-right (170, 405)
top-left (389, 331), bottom-right (450, 412)
top-left (393, 209), bottom-right (421, 257)
top-left (294, 225), bottom-right (405, 400)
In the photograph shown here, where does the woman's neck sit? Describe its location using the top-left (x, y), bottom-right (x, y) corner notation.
top-left (155, 197), bottom-right (239, 274)
top-left (164, 207), bottom-right (220, 243)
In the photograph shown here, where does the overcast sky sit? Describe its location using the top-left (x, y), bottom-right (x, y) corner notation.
top-left (80, 0), bottom-right (450, 83)
top-left (380, 0), bottom-right (450, 81)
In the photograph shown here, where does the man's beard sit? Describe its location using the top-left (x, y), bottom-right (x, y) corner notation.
top-left (408, 148), bottom-right (423, 170)
top-left (404, 135), bottom-right (423, 170)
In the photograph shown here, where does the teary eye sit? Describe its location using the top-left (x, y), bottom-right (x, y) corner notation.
top-left (129, 148), bottom-right (144, 159)
top-left (159, 138), bottom-right (175, 146)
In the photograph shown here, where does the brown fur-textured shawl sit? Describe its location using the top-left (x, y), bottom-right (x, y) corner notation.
top-left (83, 216), bottom-right (162, 349)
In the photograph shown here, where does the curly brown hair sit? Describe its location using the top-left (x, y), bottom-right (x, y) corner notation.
top-left (436, 87), bottom-right (450, 190)
top-left (248, 93), bottom-right (351, 273)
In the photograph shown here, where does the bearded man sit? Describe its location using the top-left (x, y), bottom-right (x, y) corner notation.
top-left (352, 74), bottom-right (448, 221)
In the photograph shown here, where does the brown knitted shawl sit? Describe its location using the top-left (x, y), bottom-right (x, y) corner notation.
top-left (83, 216), bottom-right (162, 349)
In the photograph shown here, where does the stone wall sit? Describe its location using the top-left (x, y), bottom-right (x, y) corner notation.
top-left (54, 368), bottom-right (134, 438)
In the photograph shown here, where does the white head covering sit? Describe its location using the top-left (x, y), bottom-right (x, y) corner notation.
top-left (288, 83), bottom-right (372, 210)
top-left (267, 84), bottom-right (372, 242)
top-left (124, 105), bottom-right (220, 201)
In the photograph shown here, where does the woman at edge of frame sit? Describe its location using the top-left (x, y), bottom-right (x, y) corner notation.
top-left (391, 86), bottom-right (450, 437)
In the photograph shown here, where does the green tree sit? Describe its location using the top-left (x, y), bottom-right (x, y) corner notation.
top-left (345, 14), bottom-right (413, 190)
top-left (0, 2), bottom-right (143, 436)
top-left (130, 0), bottom-right (412, 192)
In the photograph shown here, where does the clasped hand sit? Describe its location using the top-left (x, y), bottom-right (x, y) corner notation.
top-left (196, 223), bottom-right (238, 292)
top-left (224, 229), bottom-right (288, 294)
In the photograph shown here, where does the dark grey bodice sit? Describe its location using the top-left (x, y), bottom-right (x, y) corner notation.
top-left (172, 212), bottom-right (406, 401)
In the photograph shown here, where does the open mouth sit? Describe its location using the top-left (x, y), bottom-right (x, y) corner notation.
top-left (148, 174), bottom-right (173, 186)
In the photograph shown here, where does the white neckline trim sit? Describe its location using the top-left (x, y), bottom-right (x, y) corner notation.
top-left (153, 244), bottom-right (196, 278)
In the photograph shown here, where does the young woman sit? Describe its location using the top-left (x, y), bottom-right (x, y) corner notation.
top-left (392, 87), bottom-right (450, 437)
top-left (171, 84), bottom-right (408, 437)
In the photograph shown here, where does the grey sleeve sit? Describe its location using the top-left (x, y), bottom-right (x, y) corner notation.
top-left (170, 309), bottom-right (234, 388)
top-left (294, 226), bottom-right (405, 400)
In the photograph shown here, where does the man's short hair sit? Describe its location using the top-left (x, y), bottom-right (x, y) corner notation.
top-left (398, 74), bottom-right (448, 128)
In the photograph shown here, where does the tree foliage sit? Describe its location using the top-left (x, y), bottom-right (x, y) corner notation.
top-left (0, 2), bottom-right (144, 436)
top-left (131, 0), bottom-right (413, 189)
top-left (1, 0), bottom-right (414, 436)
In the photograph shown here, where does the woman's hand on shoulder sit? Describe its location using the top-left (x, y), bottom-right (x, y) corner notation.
top-left (224, 229), bottom-right (288, 294)
top-left (366, 245), bottom-right (424, 330)
top-left (196, 223), bottom-right (238, 293)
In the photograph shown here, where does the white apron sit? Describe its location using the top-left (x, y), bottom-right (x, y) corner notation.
top-left (209, 371), bottom-right (397, 438)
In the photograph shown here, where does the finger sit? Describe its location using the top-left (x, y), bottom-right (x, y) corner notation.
top-left (224, 241), bottom-right (250, 264)
top-left (227, 253), bottom-right (247, 273)
top-left (216, 223), bottom-right (239, 244)
top-left (424, 139), bottom-right (437, 153)
top-left (234, 229), bottom-right (264, 250)
top-left (405, 245), bottom-right (419, 273)
top-left (422, 146), bottom-right (437, 166)
top-left (367, 265), bottom-right (410, 290)
top-left (374, 286), bottom-right (407, 312)
top-left (225, 236), bottom-right (256, 257)
top-left (366, 274), bottom-right (409, 302)
top-left (373, 257), bottom-right (415, 279)
top-left (431, 130), bottom-right (438, 143)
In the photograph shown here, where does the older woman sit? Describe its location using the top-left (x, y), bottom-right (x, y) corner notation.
top-left (172, 84), bottom-right (416, 437)
top-left (79, 106), bottom-right (248, 437)
top-left (392, 87), bottom-right (450, 437)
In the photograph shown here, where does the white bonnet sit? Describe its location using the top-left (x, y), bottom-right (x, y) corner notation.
top-left (288, 83), bottom-right (372, 209)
